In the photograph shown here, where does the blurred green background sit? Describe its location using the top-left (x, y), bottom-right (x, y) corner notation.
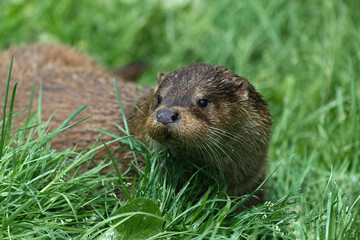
top-left (1, 0), bottom-right (359, 202)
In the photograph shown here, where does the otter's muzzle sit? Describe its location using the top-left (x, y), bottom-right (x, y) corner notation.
top-left (156, 109), bottom-right (180, 125)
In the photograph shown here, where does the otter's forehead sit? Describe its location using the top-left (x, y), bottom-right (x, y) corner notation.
top-left (158, 63), bottom-right (242, 103)
top-left (163, 63), bottom-right (235, 88)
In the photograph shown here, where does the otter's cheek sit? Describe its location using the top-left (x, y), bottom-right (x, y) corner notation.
top-left (146, 106), bottom-right (210, 146)
top-left (144, 112), bottom-right (162, 137)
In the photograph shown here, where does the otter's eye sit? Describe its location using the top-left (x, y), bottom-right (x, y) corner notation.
top-left (197, 99), bottom-right (209, 108)
top-left (156, 95), bottom-right (162, 105)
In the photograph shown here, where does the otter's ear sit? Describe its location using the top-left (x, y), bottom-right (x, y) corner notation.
top-left (235, 78), bottom-right (249, 101)
top-left (157, 72), bottom-right (165, 85)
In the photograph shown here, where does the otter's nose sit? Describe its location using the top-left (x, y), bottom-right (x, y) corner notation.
top-left (156, 109), bottom-right (180, 125)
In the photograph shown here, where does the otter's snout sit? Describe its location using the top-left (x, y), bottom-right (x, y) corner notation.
top-left (156, 109), bottom-right (180, 125)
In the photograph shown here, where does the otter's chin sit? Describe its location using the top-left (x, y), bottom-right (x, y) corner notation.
top-left (155, 137), bottom-right (184, 146)
top-left (149, 131), bottom-right (184, 146)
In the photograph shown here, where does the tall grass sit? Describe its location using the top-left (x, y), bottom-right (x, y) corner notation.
top-left (1, 0), bottom-right (359, 239)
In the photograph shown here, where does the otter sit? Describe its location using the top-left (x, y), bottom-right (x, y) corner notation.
top-left (0, 44), bottom-right (271, 205)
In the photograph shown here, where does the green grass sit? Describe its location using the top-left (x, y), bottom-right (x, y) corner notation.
top-left (1, 0), bottom-right (360, 239)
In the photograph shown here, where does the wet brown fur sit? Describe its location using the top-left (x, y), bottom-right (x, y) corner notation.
top-left (0, 44), bottom-right (153, 170)
top-left (0, 44), bottom-right (271, 205)
top-left (145, 63), bottom-right (272, 205)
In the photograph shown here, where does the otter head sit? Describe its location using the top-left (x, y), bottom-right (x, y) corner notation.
top-left (144, 62), bottom-right (271, 197)
top-left (144, 63), bottom-right (270, 161)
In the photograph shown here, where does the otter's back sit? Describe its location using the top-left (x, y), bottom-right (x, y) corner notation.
top-left (0, 44), bottom-right (145, 152)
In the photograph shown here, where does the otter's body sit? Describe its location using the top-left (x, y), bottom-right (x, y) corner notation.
top-left (0, 44), bottom-right (152, 161)
top-left (0, 44), bottom-right (271, 204)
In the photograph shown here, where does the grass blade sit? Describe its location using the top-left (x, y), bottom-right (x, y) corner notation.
top-left (100, 139), bottom-right (131, 201)
top-left (113, 79), bottom-right (138, 167)
top-left (0, 56), bottom-right (14, 158)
